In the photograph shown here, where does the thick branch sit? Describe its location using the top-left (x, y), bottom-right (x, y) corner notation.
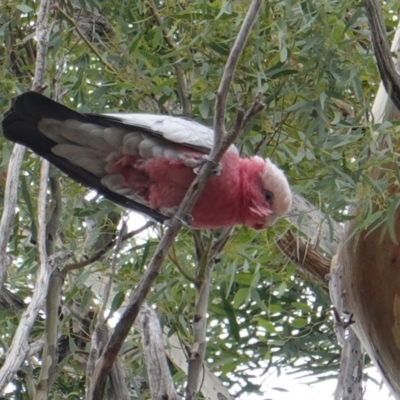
top-left (31, 0), bottom-right (51, 92)
top-left (364, 0), bottom-right (400, 111)
top-left (0, 161), bottom-right (52, 393)
top-left (0, 146), bottom-right (26, 287)
top-left (139, 304), bottom-right (180, 399)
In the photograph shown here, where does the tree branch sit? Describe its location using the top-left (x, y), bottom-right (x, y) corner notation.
top-left (62, 221), bottom-right (153, 275)
top-left (0, 161), bottom-right (52, 393)
top-left (86, 220), bottom-right (128, 398)
top-left (276, 230), bottom-right (331, 288)
top-left (89, 1), bottom-right (264, 398)
top-left (0, 145), bottom-right (26, 288)
top-left (31, 0), bottom-right (51, 92)
top-left (364, 0), bottom-right (400, 111)
top-left (0, 0), bottom-right (52, 392)
top-left (213, 0), bottom-right (263, 149)
top-left (186, 258), bottom-right (213, 399)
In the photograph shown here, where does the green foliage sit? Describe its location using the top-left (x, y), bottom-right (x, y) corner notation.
top-left (0, 0), bottom-right (397, 398)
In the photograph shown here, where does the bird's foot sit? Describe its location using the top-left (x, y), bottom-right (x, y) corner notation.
top-left (183, 155), bottom-right (222, 175)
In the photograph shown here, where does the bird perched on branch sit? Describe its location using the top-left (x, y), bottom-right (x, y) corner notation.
top-left (2, 92), bottom-right (291, 229)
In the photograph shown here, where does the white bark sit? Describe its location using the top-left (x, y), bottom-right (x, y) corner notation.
top-left (0, 161), bottom-right (51, 393)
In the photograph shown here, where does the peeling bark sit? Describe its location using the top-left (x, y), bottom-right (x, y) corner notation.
top-left (341, 220), bottom-right (400, 399)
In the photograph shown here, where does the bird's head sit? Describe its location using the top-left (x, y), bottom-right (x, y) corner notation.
top-left (245, 157), bottom-right (292, 230)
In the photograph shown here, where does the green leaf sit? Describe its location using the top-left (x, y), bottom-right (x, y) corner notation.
top-left (16, 4), bottom-right (33, 13)
top-left (290, 317), bottom-right (308, 329)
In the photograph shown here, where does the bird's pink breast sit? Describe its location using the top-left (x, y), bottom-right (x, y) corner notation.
top-left (114, 150), bottom-right (251, 228)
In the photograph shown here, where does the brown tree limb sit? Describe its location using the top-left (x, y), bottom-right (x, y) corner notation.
top-left (89, 1), bottom-right (264, 397)
top-left (276, 230), bottom-right (331, 288)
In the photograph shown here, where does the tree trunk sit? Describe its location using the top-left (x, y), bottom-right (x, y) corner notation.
top-left (341, 217), bottom-right (400, 399)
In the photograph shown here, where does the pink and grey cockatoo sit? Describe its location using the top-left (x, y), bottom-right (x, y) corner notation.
top-left (2, 92), bottom-right (292, 229)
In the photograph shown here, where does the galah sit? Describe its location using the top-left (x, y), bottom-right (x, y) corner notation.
top-left (2, 92), bottom-right (292, 229)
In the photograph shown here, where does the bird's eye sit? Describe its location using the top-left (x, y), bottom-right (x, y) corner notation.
top-left (263, 190), bottom-right (274, 204)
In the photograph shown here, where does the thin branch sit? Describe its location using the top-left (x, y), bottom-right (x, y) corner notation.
top-left (213, 0), bottom-right (263, 149)
top-left (104, 219), bottom-right (127, 323)
top-left (89, 1), bottom-right (264, 398)
top-left (148, 0), bottom-right (191, 115)
top-left (169, 245), bottom-right (196, 283)
top-left (242, 91), bottom-right (266, 127)
top-left (33, 269), bottom-right (63, 400)
top-left (186, 259), bottom-right (213, 400)
top-left (364, 0), bottom-right (400, 111)
top-left (46, 174), bottom-right (62, 254)
top-left (86, 220), bottom-right (128, 398)
top-left (33, 68), bottom-right (66, 397)
top-left (62, 221), bottom-right (154, 275)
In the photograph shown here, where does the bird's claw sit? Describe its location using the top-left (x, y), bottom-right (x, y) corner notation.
top-left (174, 213), bottom-right (193, 227)
top-left (162, 207), bottom-right (193, 227)
top-left (184, 155), bottom-right (222, 176)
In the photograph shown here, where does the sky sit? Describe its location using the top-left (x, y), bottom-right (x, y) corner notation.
top-left (245, 366), bottom-right (393, 400)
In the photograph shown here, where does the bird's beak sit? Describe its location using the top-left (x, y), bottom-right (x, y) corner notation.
top-left (252, 214), bottom-right (278, 230)
top-left (266, 214), bottom-right (278, 227)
